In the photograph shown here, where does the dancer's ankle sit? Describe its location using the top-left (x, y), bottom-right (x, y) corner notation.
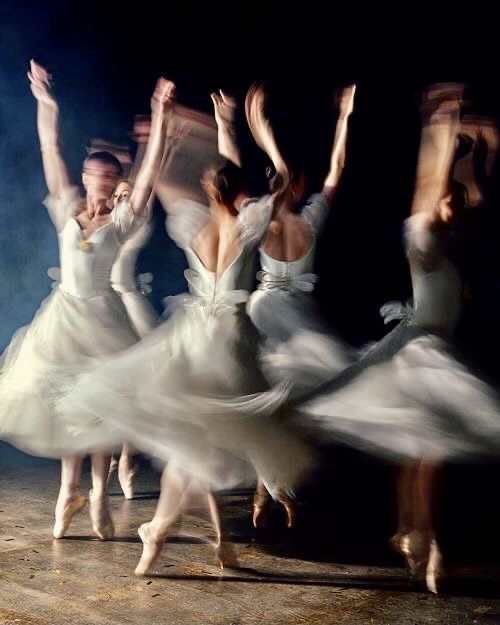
top-left (58, 483), bottom-right (79, 498)
top-left (90, 487), bottom-right (107, 500)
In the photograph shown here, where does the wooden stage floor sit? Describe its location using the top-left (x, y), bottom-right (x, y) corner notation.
top-left (2, 444), bottom-right (500, 624)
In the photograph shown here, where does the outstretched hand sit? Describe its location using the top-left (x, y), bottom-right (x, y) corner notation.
top-left (211, 89), bottom-right (237, 127)
top-left (28, 59), bottom-right (56, 106)
top-left (151, 77), bottom-right (176, 116)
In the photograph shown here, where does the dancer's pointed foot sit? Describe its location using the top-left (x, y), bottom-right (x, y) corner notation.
top-left (135, 522), bottom-right (166, 576)
top-left (275, 488), bottom-right (297, 529)
top-left (118, 458), bottom-right (136, 500)
top-left (426, 537), bottom-right (443, 594)
top-left (390, 529), bottom-right (429, 584)
top-left (53, 489), bottom-right (85, 539)
top-left (278, 497), bottom-right (296, 529)
top-left (214, 541), bottom-right (239, 570)
top-left (89, 489), bottom-right (114, 540)
top-left (252, 485), bottom-right (272, 529)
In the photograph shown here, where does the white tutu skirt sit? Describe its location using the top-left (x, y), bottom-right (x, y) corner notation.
top-left (57, 303), bottom-right (316, 494)
top-left (248, 289), bottom-right (356, 396)
top-left (294, 322), bottom-right (500, 462)
top-left (0, 287), bottom-right (139, 458)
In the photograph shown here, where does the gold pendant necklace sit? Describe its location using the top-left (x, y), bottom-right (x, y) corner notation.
top-left (79, 239), bottom-right (93, 252)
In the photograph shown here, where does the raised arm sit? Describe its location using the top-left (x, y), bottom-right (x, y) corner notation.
top-left (410, 83), bottom-right (463, 216)
top-left (129, 78), bottom-right (176, 216)
top-left (322, 84), bottom-right (356, 204)
top-left (28, 60), bottom-right (70, 198)
top-left (211, 89), bottom-right (242, 167)
top-left (245, 82), bottom-right (289, 192)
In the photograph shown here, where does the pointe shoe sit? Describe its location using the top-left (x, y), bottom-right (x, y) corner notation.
top-left (426, 538), bottom-right (443, 594)
top-left (214, 541), bottom-right (239, 570)
top-left (252, 499), bottom-right (271, 529)
top-left (279, 498), bottom-right (296, 529)
top-left (389, 529), bottom-right (408, 557)
top-left (390, 530), bottom-right (429, 583)
top-left (252, 487), bottom-right (272, 529)
top-left (118, 461), bottom-right (136, 500)
top-left (135, 523), bottom-right (165, 576)
top-left (53, 490), bottom-right (86, 539)
top-left (88, 489), bottom-right (114, 540)
top-left (275, 488), bottom-right (297, 529)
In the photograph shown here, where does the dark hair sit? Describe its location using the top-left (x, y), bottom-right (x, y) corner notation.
top-left (83, 151), bottom-right (123, 176)
top-left (265, 165), bottom-right (285, 193)
top-left (447, 178), bottom-right (469, 211)
top-left (454, 133), bottom-right (474, 164)
top-left (203, 160), bottom-right (243, 206)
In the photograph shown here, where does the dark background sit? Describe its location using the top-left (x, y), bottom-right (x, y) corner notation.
top-left (1, 1), bottom-right (500, 569)
top-left (1, 1), bottom-right (499, 352)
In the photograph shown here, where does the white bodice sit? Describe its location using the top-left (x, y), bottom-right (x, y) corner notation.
top-left (166, 199), bottom-right (271, 309)
top-left (183, 246), bottom-right (257, 297)
top-left (240, 193), bottom-right (329, 292)
top-left (405, 214), bottom-right (462, 334)
top-left (44, 187), bottom-right (145, 299)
